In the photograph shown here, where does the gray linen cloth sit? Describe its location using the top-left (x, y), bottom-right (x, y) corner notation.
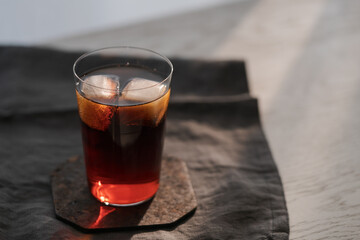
top-left (0, 47), bottom-right (289, 239)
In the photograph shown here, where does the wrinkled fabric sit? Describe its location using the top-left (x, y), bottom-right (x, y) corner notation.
top-left (0, 47), bottom-right (289, 240)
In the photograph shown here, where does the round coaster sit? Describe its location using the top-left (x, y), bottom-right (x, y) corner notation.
top-left (51, 155), bottom-right (197, 231)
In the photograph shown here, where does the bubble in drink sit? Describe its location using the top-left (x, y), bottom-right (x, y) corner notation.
top-left (75, 65), bottom-right (170, 206)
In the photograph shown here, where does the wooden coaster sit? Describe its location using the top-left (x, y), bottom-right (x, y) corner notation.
top-left (51, 156), bottom-right (197, 231)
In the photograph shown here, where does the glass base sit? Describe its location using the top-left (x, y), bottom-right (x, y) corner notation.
top-left (89, 180), bottom-right (159, 206)
top-left (101, 195), bottom-right (154, 207)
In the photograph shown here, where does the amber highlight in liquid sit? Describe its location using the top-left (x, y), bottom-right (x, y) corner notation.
top-left (76, 89), bottom-right (170, 206)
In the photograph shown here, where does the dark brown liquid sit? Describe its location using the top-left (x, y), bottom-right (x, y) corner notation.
top-left (76, 66), bottom-right (170, 205)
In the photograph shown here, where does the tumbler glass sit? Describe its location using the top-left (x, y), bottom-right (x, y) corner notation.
top-left (73, 47), bottom-right (173, 206)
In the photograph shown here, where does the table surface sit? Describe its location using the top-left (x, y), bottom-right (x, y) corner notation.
top-left (44, 0), bottom-right (360, 239)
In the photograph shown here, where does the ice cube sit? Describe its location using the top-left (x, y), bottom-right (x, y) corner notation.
top-left (122, 78), bottom-right (166, 102)
top-left (81, 74), bottom-right (120, 101)
top-left (117, 84), bottom-right (170, 127)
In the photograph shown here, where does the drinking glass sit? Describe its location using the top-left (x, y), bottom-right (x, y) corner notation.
top-left (73, 47), bottom-right (173, 206)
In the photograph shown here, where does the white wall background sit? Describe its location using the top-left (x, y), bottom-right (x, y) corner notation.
top-left (0, 0), bottom-right (233, 45)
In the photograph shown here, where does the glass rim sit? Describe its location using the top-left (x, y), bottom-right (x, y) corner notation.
top-left (73, 46), bottom-right (173, 92)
